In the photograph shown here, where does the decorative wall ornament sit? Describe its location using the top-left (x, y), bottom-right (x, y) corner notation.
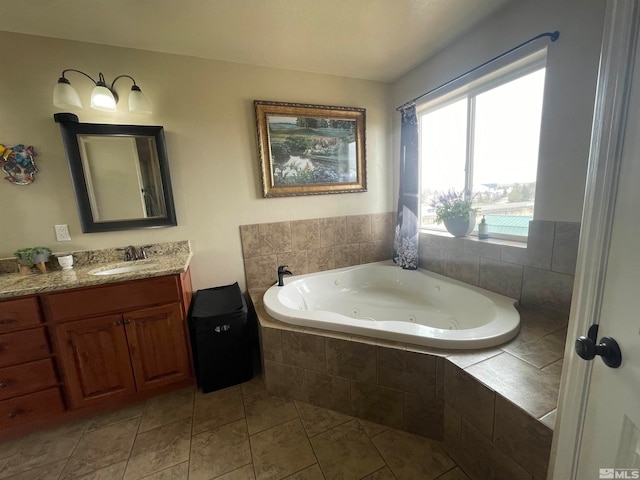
top-left (0, 144), bottom-right (38, 185)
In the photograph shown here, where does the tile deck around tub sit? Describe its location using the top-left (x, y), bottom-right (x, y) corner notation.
top-left (252, 290), bottom-right (567, 425)
top-left (251, 289), bottom-right (568, 480)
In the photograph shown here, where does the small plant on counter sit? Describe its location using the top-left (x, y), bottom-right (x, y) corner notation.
top-left (430, 190), bottom-right (480, 237)
top-left (430, 190), bottom-right (479, 223)
top-left (14, 246), bottom-right (52, 274)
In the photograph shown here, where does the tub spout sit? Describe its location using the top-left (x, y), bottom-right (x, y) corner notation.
top-left (277, 265), bottom-right (292, 286)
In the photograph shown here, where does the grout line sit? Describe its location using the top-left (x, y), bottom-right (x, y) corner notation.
top-left (186, 388), bottom-right (196, 480)
top-left (122, 410), bottom-right (149, 478)
top-left (54, 418), bottom-right (91, 480)
top-left (434, 463), bottom-right (458, 480)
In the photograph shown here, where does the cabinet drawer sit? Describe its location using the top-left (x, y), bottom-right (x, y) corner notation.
top-left (0, 359), bottom-right (58, 401)
top-left (0, 328), bottom-right (50, 368)
top-left (45, 275), bottom-right (181, 322)
top-left (0, 297), bottom-right (42, 333)
top-left (0, 387), bottom-right (65, 429)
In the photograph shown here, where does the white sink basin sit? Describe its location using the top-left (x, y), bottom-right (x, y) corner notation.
top-left (89, 263), bottom-right (157, 276)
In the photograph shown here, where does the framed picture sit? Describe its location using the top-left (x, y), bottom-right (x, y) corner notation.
top-left (255, 100), bottom-right (366, 197)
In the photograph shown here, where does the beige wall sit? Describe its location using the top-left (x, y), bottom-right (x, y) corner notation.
top-left (0, 31), bottom-right (393, 292)
top-left (390, 0), bottom-right (606, 223)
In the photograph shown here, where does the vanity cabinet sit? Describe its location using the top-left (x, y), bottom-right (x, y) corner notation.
top-left (56, 303), bottom-right (191, 408)
top-left (0, 269), bottom-right (193, 438)
top-left (46, 273), bottom-right (193, 410)
top-left (55, 314), bottom-right (136, 408)
top-left (0, 297), bottom-right (64, 430)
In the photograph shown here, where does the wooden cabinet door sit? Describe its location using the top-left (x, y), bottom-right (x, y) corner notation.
top-left (56, 314), bottom-right (135, 408)
top-left (124, 304), bottom-right (191, 391)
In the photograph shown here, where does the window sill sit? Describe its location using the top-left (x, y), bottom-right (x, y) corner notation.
top-left (419, 228), bottom-right (528, 249)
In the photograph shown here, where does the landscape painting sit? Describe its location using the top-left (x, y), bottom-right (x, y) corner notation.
top-left (255, 101), bottom-right (366, 197)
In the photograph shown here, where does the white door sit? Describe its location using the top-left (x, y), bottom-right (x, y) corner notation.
top-left (575, 42), bottom-right (640, 477)
top-left (551, 1), bottom-right (640, 478)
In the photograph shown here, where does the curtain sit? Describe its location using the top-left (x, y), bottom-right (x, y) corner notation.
top-left (393, 103), bottom-right (419, 270)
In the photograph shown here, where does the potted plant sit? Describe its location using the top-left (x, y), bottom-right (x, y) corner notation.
top-left (430, 190), bottom-right (479, 237)
top-left (14, 246), bottom-right (52, 274)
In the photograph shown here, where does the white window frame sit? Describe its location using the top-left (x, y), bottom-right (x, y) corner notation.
top-left (417, 47), bottom-right (548, 242)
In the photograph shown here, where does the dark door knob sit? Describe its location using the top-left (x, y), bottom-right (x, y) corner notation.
top-left (575, 325), bottom-right (622, 368)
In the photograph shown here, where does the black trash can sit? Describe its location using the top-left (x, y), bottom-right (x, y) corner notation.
top-left (188, 282), bottom-right (253, 393)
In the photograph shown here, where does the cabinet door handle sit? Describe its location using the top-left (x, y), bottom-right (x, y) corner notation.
top-left (113, 321), bottom-right (122, 326)
top-left (0, 318), bottom-right (17, 325)
top-left (123, 319), bottom-right (131, 325)
top-left (8, 408), bottom-right (26, 419)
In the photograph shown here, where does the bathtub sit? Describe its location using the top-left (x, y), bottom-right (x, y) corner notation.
top-left (263, 261), bottom-right (520, 349)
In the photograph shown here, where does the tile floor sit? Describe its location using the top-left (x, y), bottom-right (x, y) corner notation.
top-left (0, 377), bottom-right (468, 480)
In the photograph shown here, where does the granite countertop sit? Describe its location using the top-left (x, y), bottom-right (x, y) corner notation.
top-left (0, 241), bottom-right (192, 300)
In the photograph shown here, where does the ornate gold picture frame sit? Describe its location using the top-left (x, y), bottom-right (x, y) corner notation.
top-left (255, 101), bottom-right (366, 197)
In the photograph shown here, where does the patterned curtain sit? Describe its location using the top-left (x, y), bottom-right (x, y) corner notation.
top-left (393, 103), bottom-right (419, 270)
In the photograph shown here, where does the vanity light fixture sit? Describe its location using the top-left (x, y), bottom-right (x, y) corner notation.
top-left (53, 69), bottom-right (152, 114)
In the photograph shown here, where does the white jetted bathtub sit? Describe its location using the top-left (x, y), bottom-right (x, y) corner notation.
top-left (263, 261), bottom-right (520, 349)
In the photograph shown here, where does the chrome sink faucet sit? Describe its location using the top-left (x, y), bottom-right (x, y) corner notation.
top-left (123, 245), bottom-right (150, 261)
top-left (277, 265), bottom-right (292, 286)
top-left (124, 246), bottom-right (138, 261)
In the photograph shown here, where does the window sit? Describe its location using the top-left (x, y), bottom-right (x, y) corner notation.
top-left (419, 50), bottom-right (547, 240)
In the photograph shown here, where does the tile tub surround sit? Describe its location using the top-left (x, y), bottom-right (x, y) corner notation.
top-left (0, 241), bottom-right (192, 299)
top-left (240, 213), bottom-right (395, 290)
top-left (251, 290), bottom-right (567, 480)
top-left (419, 220), bottom-right (580, 316)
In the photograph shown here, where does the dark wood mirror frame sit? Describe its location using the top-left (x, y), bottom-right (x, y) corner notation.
top-left (54, 113), bottom-right (177, 233)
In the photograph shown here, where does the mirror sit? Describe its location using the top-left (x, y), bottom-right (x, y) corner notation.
top-left (55, 113), bottom-right (177, 232)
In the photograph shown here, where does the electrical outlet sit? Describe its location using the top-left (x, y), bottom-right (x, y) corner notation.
top-left (54, 224), bottom-right (71, 242)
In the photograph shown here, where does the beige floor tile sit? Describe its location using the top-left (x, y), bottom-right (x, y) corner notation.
top-left (76, 461), bottom-right (127, 479)
top-left (372, 429), bottom-right (454, 480)
top-left (0, 421), bottom-right (87, 478)
top-left (190, 419), bottom-right (252, 480)
top-left (123, 417), bottom-right (191, 480)
top-left (0, 436), bottom-right (31, 461)
top-left (250, 418), bottom-right (316, 480)
top-left (295, 401), bottom-right (352, 437)
top-left (193, 386), bottom-right (245, 435)
top-left (139, 461), bottom-right (189, 480)
top-left (310, 419), bottom-right (384, 480)
top-left (59, 417), bottom-right (138, 480)
top-left (0, 458), bottom-right (67, 480)
top-left (357, 419), bottom-right (388, 438)
top-left (213, 464), bottom-right (255, 479)
top-left (361, 466), bottom-right (396, 480)
top-left (138, 388), bottom-right (195, 433)
top-left (241, 376), bottom-right (267, 397)
top-left (244, 392), bottom-right (298, 435)
top-left (85, 403), bottom-right (146, 432)
top-left (435, 467), bottom-right (470, 480)
top-left (283, 464), bottom-right (325, 480)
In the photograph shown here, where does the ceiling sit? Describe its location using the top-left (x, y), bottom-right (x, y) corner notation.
top-left (0, 0), bottom-right (511, 83)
